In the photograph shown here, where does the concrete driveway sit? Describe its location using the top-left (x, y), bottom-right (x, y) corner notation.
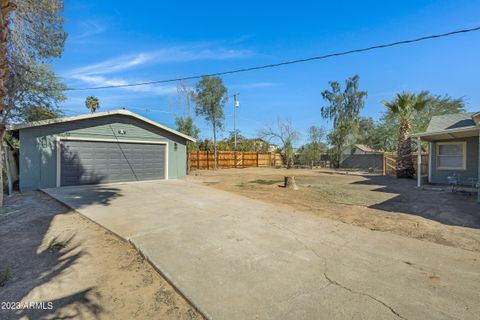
top-left (44, 180), bottom-right (480, 320)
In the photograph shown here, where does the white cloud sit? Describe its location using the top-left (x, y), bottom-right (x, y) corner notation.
top-left (69, 46), bottom-right (252, 76)
top-left (70, 53), bottom-right (155, 76)
top-left (66, 44), bottom-right (254, 96)
top-left (69, 20), bottom-right (106, 42)
top-left (73, 75), bottom-right (177, 96)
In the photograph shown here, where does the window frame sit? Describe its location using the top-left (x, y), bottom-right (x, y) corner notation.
top-left (436, 141), bottom-right (467, 170)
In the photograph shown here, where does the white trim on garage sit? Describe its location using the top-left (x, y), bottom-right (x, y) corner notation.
top-left (56, 136), bottom-right (169, 187)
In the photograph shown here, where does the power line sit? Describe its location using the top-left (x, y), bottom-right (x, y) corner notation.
top-left (66, 26), bottom-right (480, 91)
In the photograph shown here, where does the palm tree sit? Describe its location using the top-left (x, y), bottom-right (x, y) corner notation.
top-left (382, 91), bottom-right (430, 179)
top-left (85, 96), bottom-right (100, 113)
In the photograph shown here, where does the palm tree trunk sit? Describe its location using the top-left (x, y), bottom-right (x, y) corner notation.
top-left (397, 119), bottom-right (415, 178)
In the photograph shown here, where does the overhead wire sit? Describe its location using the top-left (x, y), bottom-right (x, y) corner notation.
top-left (64, 26), bottom-right (480, 91)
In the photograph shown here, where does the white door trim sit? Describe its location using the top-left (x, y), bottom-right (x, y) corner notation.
top-left (56, 136), bottom-right (169, 187)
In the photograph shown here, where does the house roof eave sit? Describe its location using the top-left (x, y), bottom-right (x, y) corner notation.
top-left (411, 125), bottom-right (479, 141)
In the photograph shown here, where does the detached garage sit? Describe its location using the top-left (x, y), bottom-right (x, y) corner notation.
top-left (7, 109), bottom-right (195, 191)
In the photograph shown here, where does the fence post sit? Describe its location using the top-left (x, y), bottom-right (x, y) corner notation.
top-left (197, 151), bottom-right (200, 170)
top-left (269, 152), bottom-right (272, 167)
top-left (206, 151), bottom-right (209, 170)
top-left (234, 151), bottom-right (237, 168)
top-left (383, 153), bottom-right (386, 176)
top-left (417, 137), bottom-right (422, 187)
top-left (242, 152), bottom-right (245, 168)
top-left (256, 152), bottom-right (259, 167)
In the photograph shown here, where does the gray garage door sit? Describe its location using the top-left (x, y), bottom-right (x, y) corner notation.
top-left (60, 140), bottom-right (166, 186)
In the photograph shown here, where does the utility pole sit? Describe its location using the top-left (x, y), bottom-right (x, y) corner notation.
top-left (233, 93), bottom-right (240, 150)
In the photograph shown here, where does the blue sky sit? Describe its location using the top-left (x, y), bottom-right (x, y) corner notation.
top-left (56, 0), bottom-right (480, 145)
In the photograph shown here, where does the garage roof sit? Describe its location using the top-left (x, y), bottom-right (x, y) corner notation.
top-left (6, 109), bottom-right (196, 142)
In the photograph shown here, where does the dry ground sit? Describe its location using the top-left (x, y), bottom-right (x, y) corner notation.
top-left (186, 167), bottom-right (480, 252)
top-left (0, 192), bottom-right (203, 320)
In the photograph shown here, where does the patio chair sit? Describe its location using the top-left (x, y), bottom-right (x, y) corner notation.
top-left (447, 173), bottom-right (460, 192)
top-left (467, 178), bottom-right (478, 189)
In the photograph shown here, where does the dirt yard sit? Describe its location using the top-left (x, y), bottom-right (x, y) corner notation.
top-left (186, 167), bottom-right (480, 252)
top-left (0, 192), bottom-right (203, 320)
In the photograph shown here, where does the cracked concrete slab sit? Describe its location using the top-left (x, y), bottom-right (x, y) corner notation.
top-left (44, 180), bottom-right (480, 320)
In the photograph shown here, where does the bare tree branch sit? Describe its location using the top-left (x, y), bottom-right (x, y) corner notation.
top-left (259, 117), bottom-right (300, 168)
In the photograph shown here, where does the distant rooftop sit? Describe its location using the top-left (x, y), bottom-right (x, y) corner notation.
top-left (354, 144), bottom-right (375, 152)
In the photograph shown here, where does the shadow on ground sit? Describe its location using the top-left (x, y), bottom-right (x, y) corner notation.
top-left (0, 186), bottom-right (122, 320)
top-left (352, 175), bottom-right (480, 228)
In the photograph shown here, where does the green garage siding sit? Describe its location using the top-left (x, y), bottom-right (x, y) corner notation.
top-left (430, 136), bottom-right (479, 185)
top-left (19, 114), bottom-right (188, 191)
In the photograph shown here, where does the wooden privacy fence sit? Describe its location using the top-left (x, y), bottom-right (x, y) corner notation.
top-left (189, 151), bottom-right (282, 170)
top-left (383, 152), bottom-right (429, 177)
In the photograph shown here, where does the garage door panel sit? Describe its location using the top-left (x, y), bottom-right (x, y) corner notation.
top-left (60, 140), bottom-right (166, 186)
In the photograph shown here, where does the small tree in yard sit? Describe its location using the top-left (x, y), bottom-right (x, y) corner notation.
top-left (175, 116), bottom-right (200, 152)
top-left (321, 75), bottom-right (367, 167)
top-left (85, 96), bottom-right (100, 113)
top-left (300, 126), bottom-right (327, 167)
top-left (175, 116), bottom-right (200, 140)
top-left (193, 76), bottom-right (228, 170)
top-left (381, 91), bottom-right (431, 178)
top-left (259, 118), bottom-right (300, 168)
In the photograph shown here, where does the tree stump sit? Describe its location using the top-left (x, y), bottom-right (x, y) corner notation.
top-left (284, 176), bottom-right (299, 190)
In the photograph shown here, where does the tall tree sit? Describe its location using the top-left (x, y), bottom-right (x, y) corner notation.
top-left (176, 81), bottom-right (194, 117)
top-left (381, 91), bottom-right (431, 178)
top-left (259, 118), bottom-right (300, 168)
top-left (85, 96), bottom-right (100, 113)
top-left (193, 76), bottom-right (228, 169)
top-left (174, 81), bottom-right (199, 151)
top-left (1, 0), bottom-right (66, 205)
top-left (0, 1), bottom-right (15, 120)
top-left (24, 106), bottom-right (62, 122)
top-left (362, 93), bottom-right (465, 153)
top-left (5, 61), bottom-right (65, 122)
top-left (321, 75), bottom-right (367, 167)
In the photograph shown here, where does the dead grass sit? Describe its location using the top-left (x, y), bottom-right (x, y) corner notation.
top-left (0, 192), bottom-right (203, 320)
top-left (187, 167), bottom-right (480, 252)
top-left (249, 179), bottom-right (283, 185)
top-left (47, 235), bottom-right (74, 252)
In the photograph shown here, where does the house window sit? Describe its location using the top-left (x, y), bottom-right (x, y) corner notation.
top-left (436, 142), bottom-right (466, 170)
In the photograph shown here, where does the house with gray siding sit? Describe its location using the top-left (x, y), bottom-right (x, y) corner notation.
top-left (411, 112), bottom-right (479, 202)
top-left (7, 109), bottom-right (195, 191)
